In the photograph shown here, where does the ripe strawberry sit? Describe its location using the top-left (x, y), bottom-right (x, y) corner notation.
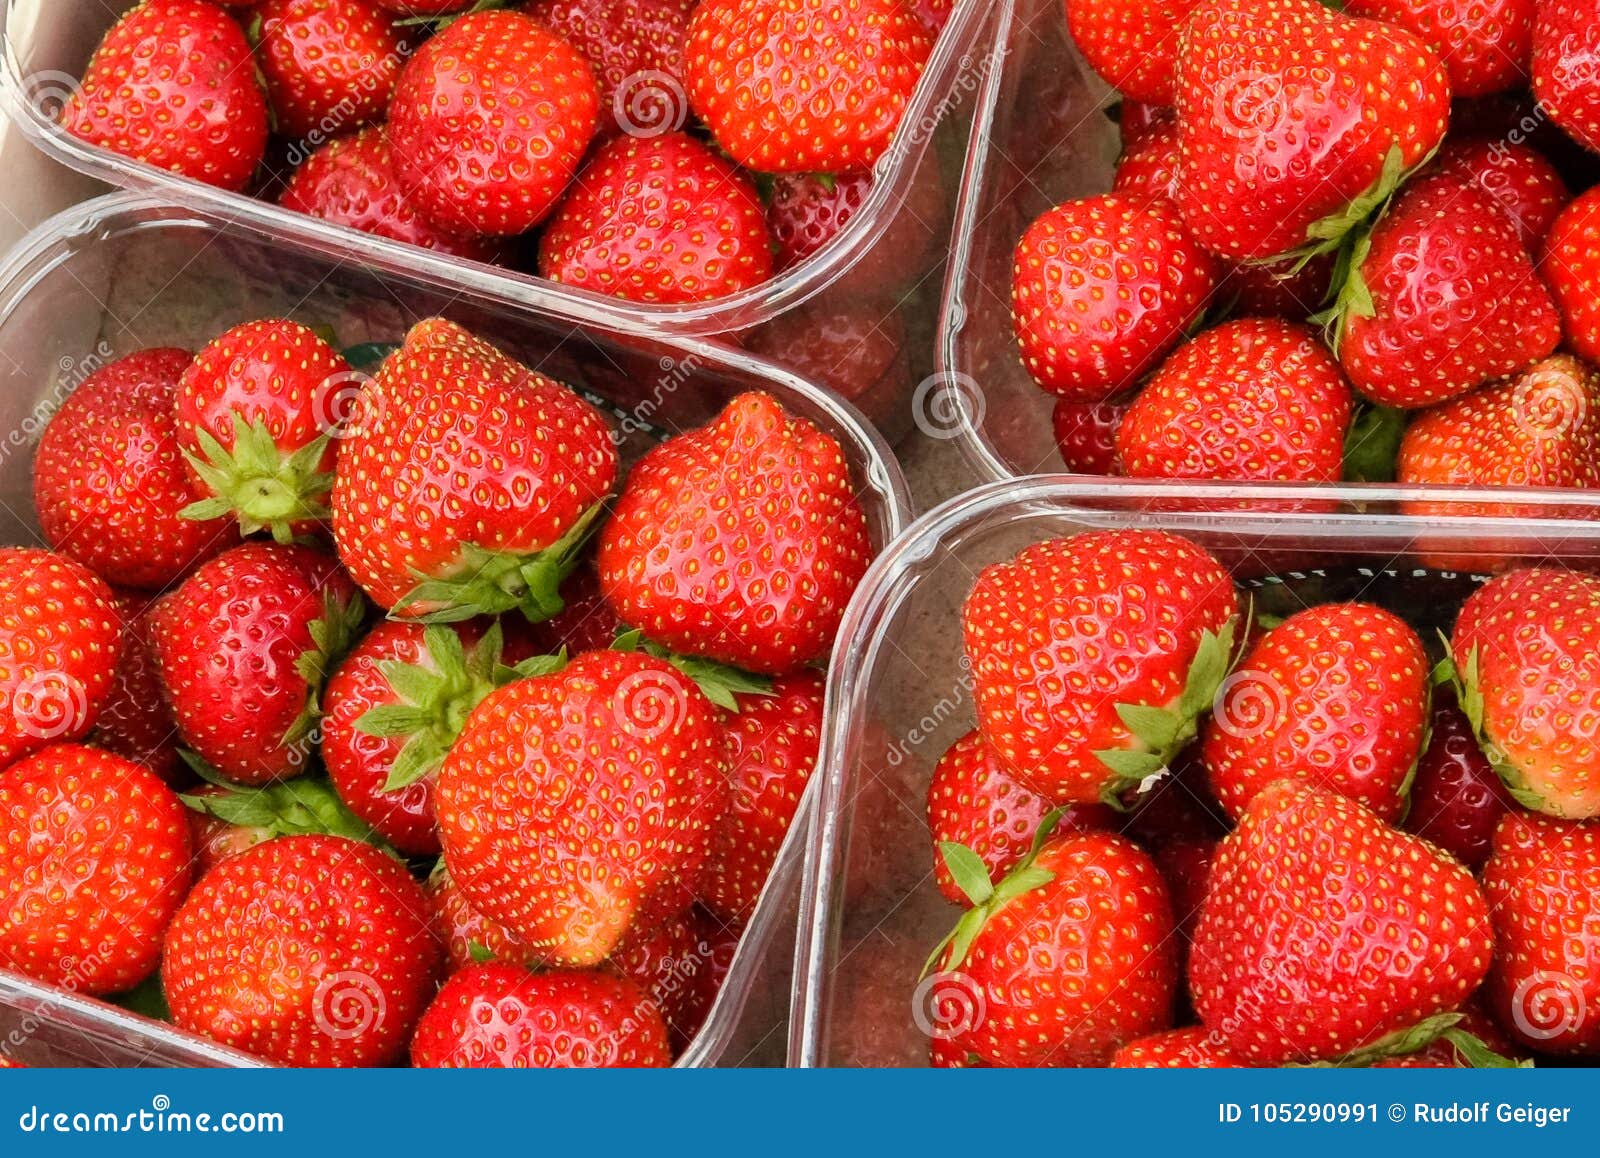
top-left (0, 744), bottom-right (190, 994)
top-left (610, 905), bottom-right (738, 1052)
top-left (1051, 396), bottom-right (1129, 474)
top-left (1066, 0), bottom-right (1203, 105)
top-left (278, 128), bottom-right (498, 260)
top-left (1111, 120), bottom-right (1182, 207)
top-left (0, 549), bottom-right (122, 768)
top-left (1201, 603), bottom-right (1429, 822)
top-left (932, 830), bottom-right (1179, 1066)
top-left (1334, 172), bottom-right (1560, 410)
top-left (1369, 1005), bottom-right (1529, 1066)
top-left (767, 171), bottom-right (874, 272)
top-left (331, 319), bottom-right (618, 620)
top-left (435, 650), bottom-right (728, 967)
top-left (61, 0), bottom-right (268, 192)
top-left (539, 132), bottom-right (773, 304)
top-left (1452, 567), bottom-right (1600, 818)
top-left (33, 347), bottom-right (235, 590)
top-left (152, 543), bottom-right (365, 785)
top-left (90, 592), bottom-right (182, 783)
top-left (1110, 1026), bottom-right (1248, 1067)
top-left (426, 862), bottom-right (544, 973)
top-left (598, 392), bottom-right (872, 675)
top-left (179, 772), bottom-right (382, 875)
top-left (410, 962), bottom-right (671, 1068)
top-left (1483, 811), bottom-right (1600, 1055)
top-left (1012, 194), bottom-right (1219, 401)
top-left (963, 530), bottom-right (1240, 805)
top-left (1345, 0), bottom-right (1533, 96)
top-left (684, 0), bottom-right (933, 173)
top-left (386, 11), bottom-right (600, 236)
top-left (175, 319), bottom-right (352, 543)
top-left (1540, 186), bottom-right (1600, 363)
top-left (1118, 100), bottom-right (1176, 147)
top-left (744, 306), bottom-right (913, 441)
top-left (1190, 780), bottom-right (1494, 1064)
top-left (251, 0), bottom-right (405, 140)
top-left (1172, 0), bottom-right (1450, 261)
top-left (1116, 318), bottom-right (1354, 482)
top-left (531, 564), bottom-right (625, 654)
top-left (910, 0), bottom-right (955, 34)
top-left (697, 670), bottom-right (824, 923)
top-left (927, 728), bottom-right (1116, 906)
top-left (1403, 689), bottom-right (1514, 867)
top-left (1220, 252), bottom-right (1335, 319)
top-left (163, 835), bottom-right (439, 1066)
top-left (1532, 0), bottom-right (1600, 153)
top-left (1435, 138), bottom-right (1570, 253)
top-left (525, 0), bottom-right (694, 137)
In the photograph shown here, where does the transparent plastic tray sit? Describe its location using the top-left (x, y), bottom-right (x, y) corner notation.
top-left (0, 190), bottom-right (913, 1068)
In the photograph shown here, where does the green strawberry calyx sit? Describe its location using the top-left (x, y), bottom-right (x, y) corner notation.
top-left (285, 587), bottom-right (368, 747)
top-left (177, 754), bottom-right (389, 851)
top-left (1342, 403), bottom-right (1408, 483)
top-left (1292, 1012), bottom-right (1530, 1069)
top-left (394, 0), bottom-right (509, 28)
top-left (1435, 643), bottom-right (1550, 813)
top-left (611, 629), bottom-right (773, 711)
top-left (180, 412), bottom-right (337, 545)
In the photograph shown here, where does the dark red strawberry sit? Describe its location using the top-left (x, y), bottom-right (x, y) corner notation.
top-left (1532, 0), bottom-right (1600, 154)
top-left (251, 0), bottom-right (405, 140)
top-left (0, 744), bottom-right (190, 994)
top-left (1345, 0), bottom-right (1533, 96)
top-left (1403, 690), bottom-right (1515, 867)
top-left (539, 132), bottom-right (773, 304)
top-left (1111, 119), bottom-right (1181, 206)
top-left (426, 861), bottom-right (544, 973)
top-left (524, 0), bottom-right (694, 137)
top-left (1051, 396), bottom-right (1129, 474)
top-left (1067, 0), bottom-right (1203, 105)
top-left (610, 905), bottom-right (738, 1053)
top-left (1118, 100), bottom-right (1176, 147)
top-left (767, 171), bottom-right (874, 271)
top-left (1435, 138), bottom-right (1570, 252)
top-left (1219, 252), bottom-right (1335, 319)
top-left (90, 592), bottom-right (182, 784)
top-left (163, 834), bottom-right (440, 1066)
top-left (1541, 186), bottom-right (1600, 363)
top-left (1110, 1026), bottom-right (1248, 1067)
top-left (532, 564), bottom-right (626, 654)
top-left (910, 0), bottom-right (955, 34)
top-left (61, 0), bottom-right (269, 191)
top-left (33, 347), bottom-right (235, 590)
top-left (598, 392), bottom-right (872, 675)
top-left (744, 306), bottom-right (913, 442)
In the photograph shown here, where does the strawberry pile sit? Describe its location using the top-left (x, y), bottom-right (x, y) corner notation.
top-left (919, 529), bottom-right (1600, 1067)
top-left (58, 0), bottom-right (945, 304)
top-left (0, 316), bottom-right (874, 1067)
top-left (1030, 0), bottom-right (1600, 493)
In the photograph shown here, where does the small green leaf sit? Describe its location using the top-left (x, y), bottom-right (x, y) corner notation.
top-left (1114, 703), bottom-right (1182, 753)
top-left (1094, 747), bottom-right (1167, 782)
top-left (990, 865), bottom-right (1055, 905)
top-left (1343, 404), bottom-right (1407, 483)
top-left (468, 942), bottom-right (496, 965)
top-left (355, 704), bottom-right (431, 737)
top-left (938, 842), bottom-right (995, 908)
top-left (1439, 1028), bottom-right (1531, 1069)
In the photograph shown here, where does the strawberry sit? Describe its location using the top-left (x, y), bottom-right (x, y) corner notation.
top-left (330, 319), bottom-right (618, 621)
top-left (1540, 186), bottom-right (1600, 363)
top-left (1171, 0), bottom-right (1450, 261)
top-left (697, 670), bottom-right (824, 923)
top-left (1110, 1026), bottom-right (1248, 1067)
top-left (1066, 0), bottom-right (1203, 105)
top-left (684, 0), bottom-right (933, 173)
top-left (1111, 120), bottom-right (1182, 207)
top-left (963, 530), bottom-right (1240, 805)
top-left (532, 564), bottom-right (626, 654)
top-left (163, 834), bottom-right (439, 1067)
top-left (278, 128), bottom-right (498, 260)
top-left (1345, 0), bottom-right (1533, 97)
top-left (152, 543), bottom-right (365, 785)
top-left (251, 0), bottom-right (405, 140)
top-left (598, 392), bottom-right (872, 675)
top-left (90, 592), bottom-right (183, 784)
top-left (1369, 1004), bottom-right (1530, 1066)
top-left (1190, 780), bottom-right (1494, 1064)
top-left (926, 728), bottom-right (1116, 906)
top-left (610, 905), bottom-right (738, 1052)
top-left (0, 744), bottom-right (190, 994)
top-left (410, 962), bottom-right (671, 1068)
top-left (61, 0), bottom-right (268, 192)
top-left (538, 132), bottom-right (774, 304)
top-left (1532, 0), bottom-right (1600, 153)
top-left (910, 0), bottom-right (955, 34)
top-left (426, 862), bottom-right (544, 973)
top-left (1483, 811), bottom-right (1600, 1055)
top-left (1051, 396), bottom-right (1129, 474)
top-left (1012, 194), bottom-right (1220, 401)
top-left (1435, 138), bottom-right (1570, 252)
top-left (0, 549), bottom-right (122, 768)
top-left (767, 172), bottom-right (875, 273)
top-left (524, 0), bottom-right (694, 137)
top-left (1219, 252), bottom-right (1335, 320)
top-left (1201, 603), bottom-right (1430, 823)
top-left (1118, 100), bottom-right (1176, 147)
top-left (33, 347), bottom-right (235, 590)
top-left (1332, 172), bottom-right (1560, 410)
top-left (745, 306), bottom-right (914, 442)
top-left (1115, 318), bottom-right (1354, 482)
top-left (175, 319), bottom-right (352, 543)
top-left (435, 650), bottom-right (728, 967)
top-left (930, 830), bottom-right (1179, 1066)
top-left (386, 10), bottom-right (600, 236)
top-left (1403, 689), bottom-right (1514, 867)
top-left (1452, 567), bottom-right (1600, 818)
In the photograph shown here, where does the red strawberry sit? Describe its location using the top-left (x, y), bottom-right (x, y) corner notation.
top-left (435, 650), bottom-right (728, 967)
top-left (1403, 689), bottom-right (1515, 867)
top-left (331, 320), bottom-right (616, 620)
top-left (1541, 186), bottom-right (1600, 363)
top-left (410, 962), bottom-right (671, 1068)
top-left (1435, 138), bottom-right (1570, 252)
top-left (524, 0), bottom-right (694, 137)
top-left (910, 0), bottom-right (955, 34)
top-left (278, 128), bottom-right (498, 260)
top-left (178, 773), bottom-right (382, 875)
top-left (1483, 811), bottom-right (1600, 1055)
top-left (610, 905), bottom-right (738, 1052)
top-left (163, 835), bottom-right (439, 1066)
top-left (1110, 1026), bottom-right (1248, 1067)
top-left (698, 670), bottom-right (824, 923)
top-left (932, 830), bottom-right (1179, 1066)
top-left (1370, 1004), bottom-right (1530, 1066)
top-left (1334, 172), bottom-right (1560, 410)
top-left (1201, 603), bottom-right (1430, 822)
top-left (0, 549), bottom-right (122, 768)
top-left (0, 744), bottom-right (190, 994)
top-left (426, 862), bottom-right (544, 973)
top-left (1012, 194), bottom-right (1220, 401)
top-left (533, 564), bottom-right (626, 654)
top-left (744, 306), bottom-right (914, 441)
top-left (1066, 0), bottom-right (1203, 105)
top-left (1345, 0), bottom-right (1533, 96)
top-left (1219, 252), bottom-right (1335, 319)
top-left (33, 347), bottom-right (235, 590)
top-left (1051, 396), bottom-right (1129, 474)
top-left (963, 530), bottom-right (1240, 805)
top-left (1172, 0), bottom-right (1450, 261)
top-left (251, 0), bottom-right (405, 140)
top-left (598, 392), bottom-right (872, 675)
top-left (1118, 100), bottom-right (1176, 147)
top-left (61, 0), bottom-right (268, 192)
top-left (1452, 567), bottom-right (1600, 818)
top-left (684, 0), bottom-right (933, 173)
top-left (1190, 780), bottom-right (1494, 1064)
top-left (1532, 0), bottom-right (1600, 153)
top-left (767, 171), bottom-right (874, 272)
top-left (175, 319), bottom-right (352, 543)
top-left (386, 11), bottom-right (600, 236)
top-left (927, 728), bottom-right (1116, 906)
top-left (1116, 318), bottom-right (1354, 482)
top-left (539, 132), bottom-right (773, 304)
top-left (152, 543), bottom-right (365, 785)
top-left (1111, 120), bottom-right (1182, 207)
top-left (91, 592), bottom-right (182, 783)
